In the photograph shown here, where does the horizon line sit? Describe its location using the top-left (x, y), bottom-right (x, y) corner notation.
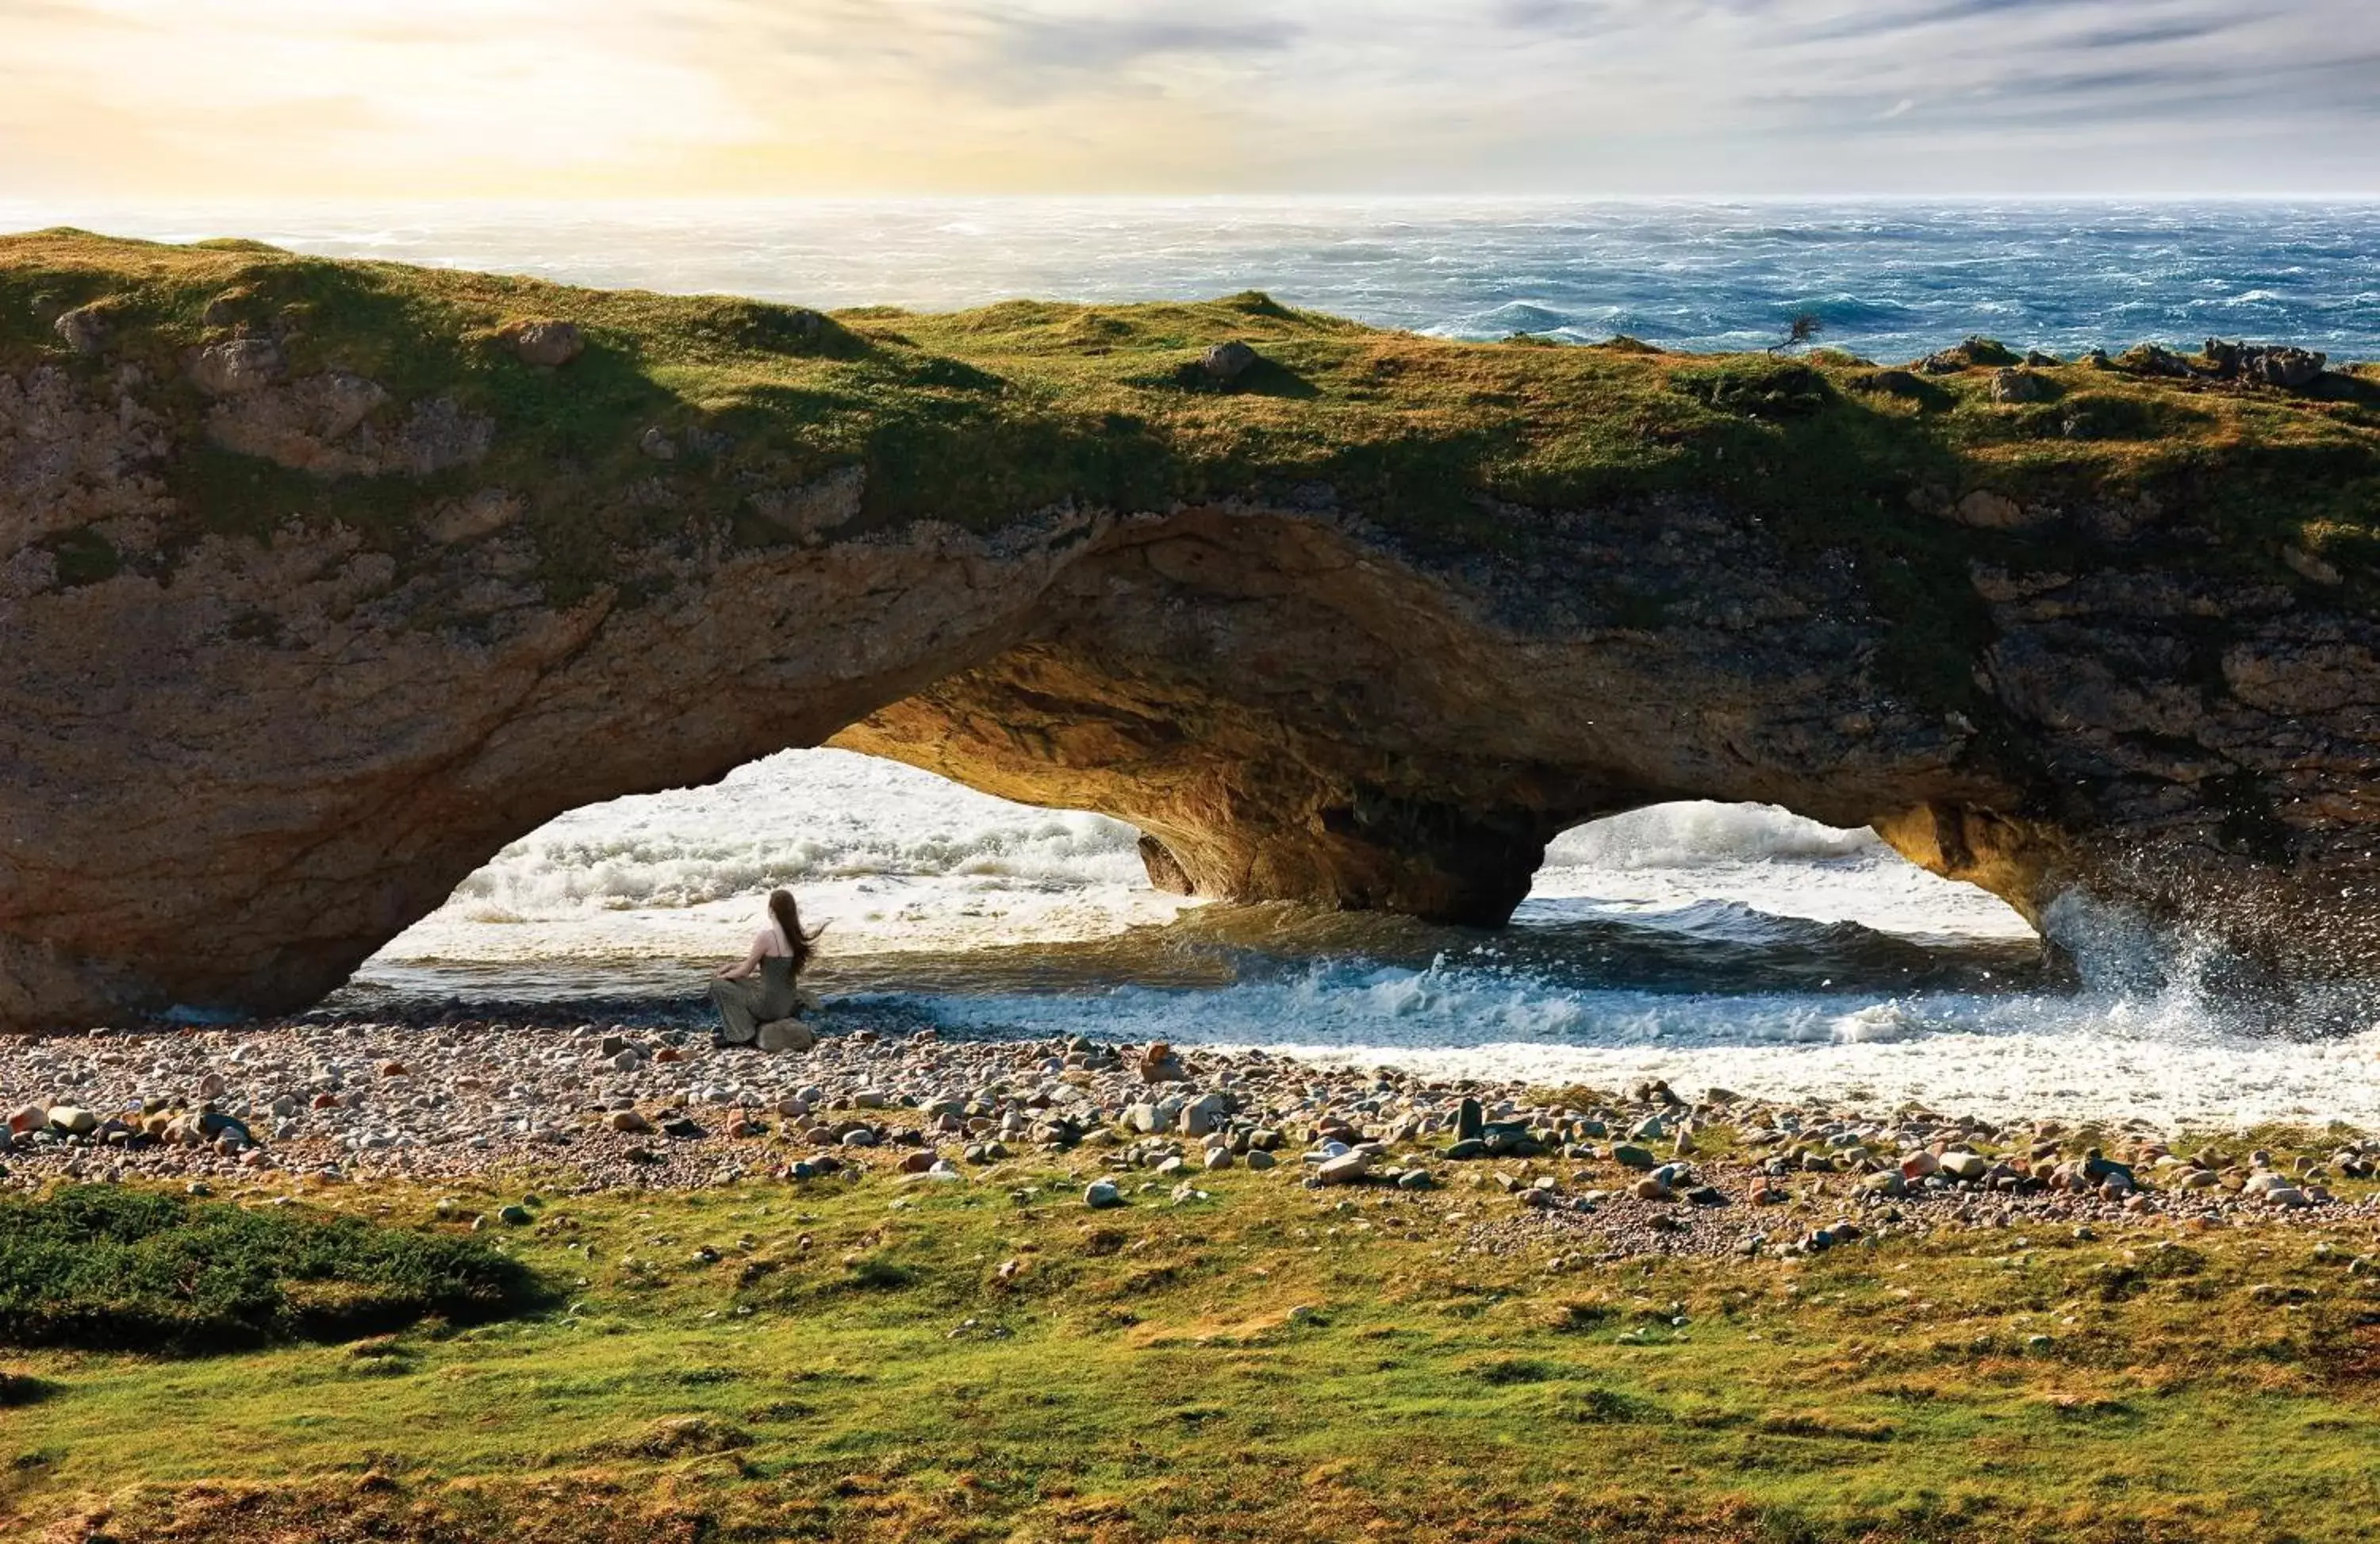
top-left (6, 190), bottom-right (2380, 217)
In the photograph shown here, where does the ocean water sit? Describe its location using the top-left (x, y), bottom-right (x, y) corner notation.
top-left (351, 752), bottom-right (2380, 1131)
top-left (23, 194), bottom-right (2375, 1123)
top-left (7, 197), bottom-right (2379, 359)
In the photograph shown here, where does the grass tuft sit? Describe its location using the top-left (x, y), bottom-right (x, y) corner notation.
top-left (0, 1186), bottom-right (548, 1354)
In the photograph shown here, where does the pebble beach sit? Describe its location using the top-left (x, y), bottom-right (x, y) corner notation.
top-left (9, 1009), bottom-right (2377, 1262)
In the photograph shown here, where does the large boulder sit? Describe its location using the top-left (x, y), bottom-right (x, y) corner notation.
top-left (1987, 368), bottom-right (2049, 404)
top-left (1915, 336), bottom-right (2019, 373)
top-left (52, 305), bottom-right (109, 355)
top-left (2204, 339), bottom-right (2328, 389)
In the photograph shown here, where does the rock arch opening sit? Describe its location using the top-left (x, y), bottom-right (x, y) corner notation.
top-left (1525, 801), bottom-right (2040, 946)
top-left (347, 748), bottom-right (1186, 1012)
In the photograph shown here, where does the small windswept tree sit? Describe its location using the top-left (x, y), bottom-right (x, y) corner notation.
top-left (1772, 312), bottom-right (1825, 355)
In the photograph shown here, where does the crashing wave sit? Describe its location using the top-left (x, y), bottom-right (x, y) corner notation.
top-left (1829, 1001), bottom-right (1925, 1044)
top-left (439, 748), bottom-right (1144, 919)
top-left (1544, 801), bottom-right (1881, 870)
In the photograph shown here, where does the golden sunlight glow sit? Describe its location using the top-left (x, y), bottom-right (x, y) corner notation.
top-left (0, 0), bottom-right (1316, 198)
top-left (0, 0), bottom-right (2370, 198)
top-left (4, 2), bottom-right (770, 195)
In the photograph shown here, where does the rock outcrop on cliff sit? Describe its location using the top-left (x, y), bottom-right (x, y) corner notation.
top-left (4, 231), bottom-right (2378, 1029)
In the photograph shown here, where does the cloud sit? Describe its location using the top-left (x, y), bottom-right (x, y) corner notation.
top-left (1, 0), bottom-right (2374, 196)
top-left (984, 13), bottom-right (1302, 73)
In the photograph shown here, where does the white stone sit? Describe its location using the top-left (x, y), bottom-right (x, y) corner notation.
top-left (1938, 1151), bottom-right (1989, 1181)
top-left (1317, 1153), bottom-right (1370, 1185)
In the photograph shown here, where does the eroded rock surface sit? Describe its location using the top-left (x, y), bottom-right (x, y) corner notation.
top-left (4, 238), bottom-right (2379, 1027)
top-left (834, 503), bottom-right (1997, 924)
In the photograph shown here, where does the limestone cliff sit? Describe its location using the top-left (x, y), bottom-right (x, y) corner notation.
top-left (4, 230), bottom-right (2379, 1029)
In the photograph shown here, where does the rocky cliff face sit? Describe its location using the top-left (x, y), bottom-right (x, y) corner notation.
top-left (4, 232), bottom-right (2378, 1028)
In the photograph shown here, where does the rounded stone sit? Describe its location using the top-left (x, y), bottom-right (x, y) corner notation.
top-left (757, 1019), bottom-right (816, 1054)
top-left (188, 337), bottom-right (286, 396)
top-left (1202, 340), bottom-right (1259, 381)
top-left (53, 305), bottom-right (109, 355)
top-left (512, 319), bottom-right (585, 368)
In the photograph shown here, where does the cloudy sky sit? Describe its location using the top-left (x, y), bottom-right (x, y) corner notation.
top-left (2, 0), bottom-right (2374, 198)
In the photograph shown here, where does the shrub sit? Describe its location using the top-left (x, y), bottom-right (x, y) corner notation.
top-left (2053, 391), bottom-right (2202, 441)
top-left (0, 1186), bottom-right (547, 1354)
top-left (839, 1253), bottom-right (916, 1292)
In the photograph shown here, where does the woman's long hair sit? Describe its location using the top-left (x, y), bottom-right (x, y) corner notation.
top-left (768, 889), bottom-right (823, 976)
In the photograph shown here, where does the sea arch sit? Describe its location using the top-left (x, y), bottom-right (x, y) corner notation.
top-left (5, 495), bottom-right (2072, 1029)
top-left (6, 236), bottom-right (2375, 1028)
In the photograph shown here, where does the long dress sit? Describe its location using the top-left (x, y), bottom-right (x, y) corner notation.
top-left (708, 954), bottom-right (800, 1047)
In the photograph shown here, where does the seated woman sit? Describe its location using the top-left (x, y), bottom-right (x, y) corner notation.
top-left (708, 888), bottom-right (823, 1048)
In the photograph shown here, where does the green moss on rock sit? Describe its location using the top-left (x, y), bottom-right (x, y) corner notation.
top-left (6, 229), bottom-right (2378, 709)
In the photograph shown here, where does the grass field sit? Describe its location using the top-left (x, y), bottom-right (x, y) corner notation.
top-left (6, 1160), bottom-right (2378, 1543)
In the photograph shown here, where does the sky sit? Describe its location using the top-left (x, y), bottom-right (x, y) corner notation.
top-left (0, 0), bottom-right (2374, 198)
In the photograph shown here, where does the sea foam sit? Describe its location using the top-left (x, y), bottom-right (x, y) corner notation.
top-left (441, 749), bottom-right (1146, 917)
top-left (355, 748), bottom-right (2380, 1128)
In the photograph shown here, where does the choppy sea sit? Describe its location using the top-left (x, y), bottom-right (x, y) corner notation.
top-left (8, 197), bottom-right (2378, 359)
top-left (16, 198), bottom-right (2378, 1125)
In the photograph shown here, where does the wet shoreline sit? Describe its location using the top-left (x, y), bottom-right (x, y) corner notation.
top-left (6, 1012), bottom-right (2374, 1266)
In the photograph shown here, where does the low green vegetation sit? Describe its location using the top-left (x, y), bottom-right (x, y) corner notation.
top-left (5, 1168), bottom-right (2378, 1542)
top-left (6, 228), bottom-right (2378, 579)
top-left (7, 229), bottom-right (2380, 727)
top-left (0, 1186), bottom-right (546, 1354)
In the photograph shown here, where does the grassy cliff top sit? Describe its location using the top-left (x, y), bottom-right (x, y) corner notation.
top-left (6, 227), bottom-right (2379, 607)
